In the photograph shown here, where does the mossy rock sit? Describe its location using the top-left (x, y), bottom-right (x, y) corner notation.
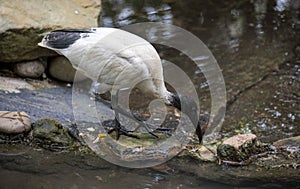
top-left (31, 118), bottom-right (74, 150)
top-left (217, 134), bottom-right (268, 162)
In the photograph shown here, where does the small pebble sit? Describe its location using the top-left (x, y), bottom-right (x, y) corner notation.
top-left (87, 127), bottom-right (95, 132)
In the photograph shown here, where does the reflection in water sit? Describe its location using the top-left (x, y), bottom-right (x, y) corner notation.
top-left (101, 0), bottom-right (300, 141)
top-left (291, 0), bottom-right (300, 29)
top-left (254, 0), bottom-right (267, 40)
top-left (101, 0), bottom-right (173, 27)
top-left (275, 0), bottom-right (290, 12)
top-left (254, 62), bottom-right (300, 140)
top-left (0, 1), bottom-right (299, 189)
top-left (100, 0), bottom-right (300, 65)
top-left (227, 9), bottom-right (245, 50)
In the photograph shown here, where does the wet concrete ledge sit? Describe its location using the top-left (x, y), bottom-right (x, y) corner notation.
top-left (0, 78), bottom-right (299, 187)
top-left (0, 87), bottom-right (74, 123)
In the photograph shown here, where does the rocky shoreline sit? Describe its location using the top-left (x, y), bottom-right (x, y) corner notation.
top-left (0, 111), bottom-right (299, 187)
top-left (0, 0), bottom-right (100, 84)
top-left (0, 40), bottom-right (299, 188)
top-left (0, 0), bottom-right (299, 187)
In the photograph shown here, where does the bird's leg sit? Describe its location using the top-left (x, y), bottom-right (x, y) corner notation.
top-left (93, 94), bottom-right (112, 109)
top-left (91, 87), bottom-right (139, 139)
top-left (90, 82), bottom-right (112, 108)
top-left (131, 120), bottom-right (160, 138)
top-left (107, 94), bottom-right (141, 140)
top-left (108, 108), bottom-right (160, 139)
top-left (109, 94), bottom-right (161, 139)
top-left (92, 89), bottom-right (161, 139)
top-left (95, 96), bottom-right (167, 138)
top-left (107, 114), bottom-right (140, 140)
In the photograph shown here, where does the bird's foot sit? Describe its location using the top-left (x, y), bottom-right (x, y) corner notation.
top-left (108, 126), bottom-right (140, 140)
top-left (154, 128), bottom-right (173, 136)
top-left (106, 119), bottom-right (140, 140)
top-left (136, 121), bottom-right (160, 139)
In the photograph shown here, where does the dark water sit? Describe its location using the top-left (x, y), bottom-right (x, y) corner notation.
top-left (99, 0), bottom-right (299, 187)
top-left (101, 0), bottom-right (300, 142)
top-left (0, 143), bottom-right (260, 189)
top-left (1, 0), bottom-right (300, 188)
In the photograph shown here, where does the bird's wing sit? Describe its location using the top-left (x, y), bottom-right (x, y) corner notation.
top-left (39, 28), bottom-right (166, 96)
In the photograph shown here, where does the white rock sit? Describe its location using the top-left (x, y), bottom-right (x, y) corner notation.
top-left (87, 127), bottom-right (95, 132)
top-left (13, 60), bottom-right (46, 78)
top-left (223, 133), bottom-right (257, 149)
top-left (0, 111), bottom-right (31, 134)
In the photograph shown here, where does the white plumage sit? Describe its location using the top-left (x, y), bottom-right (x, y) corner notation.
top-left (39, 28), bottom-right (170, 102)
top-left (38, 27), bottom-right (202, 143)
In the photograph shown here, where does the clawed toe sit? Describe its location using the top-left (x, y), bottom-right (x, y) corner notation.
top-left (108, 127), bottom-right (140, 140)
top-left (106, 119), bottom-right (140, 140)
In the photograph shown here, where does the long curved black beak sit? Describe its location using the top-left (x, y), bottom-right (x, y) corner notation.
top-left (169, 93), bottom-right (203, 144)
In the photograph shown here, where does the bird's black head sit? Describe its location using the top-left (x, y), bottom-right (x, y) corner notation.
top-left (169, 93), bottom-right (203, 144)
top-left (41, 29), bottom-right (92, 49)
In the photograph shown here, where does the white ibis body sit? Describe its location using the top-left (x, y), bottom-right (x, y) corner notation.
top-left (38, 28), bottom-right (202, 144)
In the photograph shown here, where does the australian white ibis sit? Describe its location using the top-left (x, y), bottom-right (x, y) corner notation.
top-left (38, 28), bottom-right (203, 144)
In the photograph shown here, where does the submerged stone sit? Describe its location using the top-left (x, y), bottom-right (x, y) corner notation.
top-left (273, 135), bottom-right (300, 147)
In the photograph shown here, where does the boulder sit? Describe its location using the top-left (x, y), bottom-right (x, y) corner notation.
top-left (48, 56), bottom-right (86, 82)
top-left (13, 60), bottom-right (46, 78)
top-left (0, 0), bottom-right (101, 63)
top-left (31, 118), bottom-right (74, 149)
top-left (0, 111), bottom-right (31, 134)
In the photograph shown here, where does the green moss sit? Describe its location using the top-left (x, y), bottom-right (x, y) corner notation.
top-left (31, 118), bottom-right (75, 150)
top-left (217, 137), bottom-right (269, 162)
top-left (0, 28), bottom-right (57, 62)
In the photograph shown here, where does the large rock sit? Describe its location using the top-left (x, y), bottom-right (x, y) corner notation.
top-left (217, 133), bottom-right (268, 162)
top-left (48, 56), bottom-right (86, 82)
top-left (13, 60), bottom-right (46, 78)
top-left (31, 118), bottom-right (74, 149)
top-left (0, 0), bottom-right (101, 63)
